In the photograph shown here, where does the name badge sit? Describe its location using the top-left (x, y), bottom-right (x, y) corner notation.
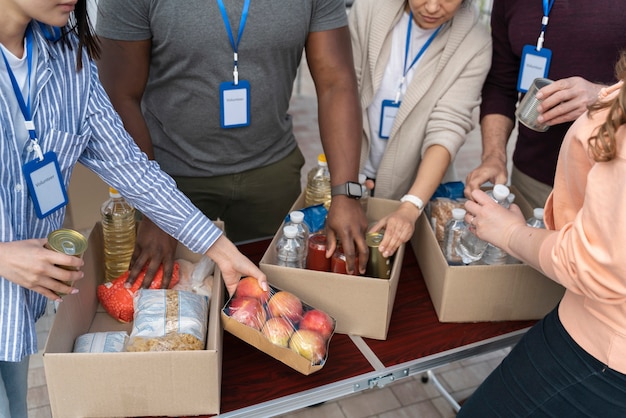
top-left (379, 100), bottom-right (401, 139)
top-left (517, 44), bottom-right (552, 93)
top-left (22, 151), bottom-right (68, 218)
top-left (220, 80), bottom-right (251, 128)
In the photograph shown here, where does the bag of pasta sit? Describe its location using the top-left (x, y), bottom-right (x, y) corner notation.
top-left (125, 289), bottom-right (209, 352)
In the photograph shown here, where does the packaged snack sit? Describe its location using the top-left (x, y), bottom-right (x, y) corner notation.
top-left (73, 331), bottom-right (129, 353)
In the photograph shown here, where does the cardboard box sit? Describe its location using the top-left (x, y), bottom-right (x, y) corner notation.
top-left (63, 163), bottom-right (110, 232)
top-left (259, 195), bottom-right (404, 340)
top-left (221, 284), bottom-right (336, 375)
top-left (43, 222), bottom-right (224, 417)
top-left (413, 188), bottom-right (565, 322)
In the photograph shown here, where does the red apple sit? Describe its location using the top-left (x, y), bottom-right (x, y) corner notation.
top-left (227, 296), bottom-right (266, 330)
top-left (235, 276), bottom-right (271, 304)
top-left (289, 329), bottom-right (327, 365)
top-left (267, 291), bottom-right (303, 324)
top-left (262, 317), bottom-right (294, 347)
top-left (299, 309), bottom-right (334, 341)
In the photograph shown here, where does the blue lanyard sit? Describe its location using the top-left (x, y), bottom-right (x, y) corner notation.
top-left (1, 26), bottom-right (43, 161)
top-left (397, 13), bottom-right (441, 102)
top-left (537, 0), bottom-right (555, 50)
top-left (217, 0), bottom-right (250, 85)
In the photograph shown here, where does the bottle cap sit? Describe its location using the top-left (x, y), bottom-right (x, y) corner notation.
top-left (358, 173), bottom-right (367, 184)
top-left (290, 211), bottom-right (304, 224)
top-left (451, 208), bottom-right (466, 220)
top-left (317, 154), bottom-right (327, 165)
top-left (492, 184), bottom-right (510, 201)
top-left (108, 186), bottom-right (121, 198)
top-left (283, 225), bottom-right (298, 238)
top-left (533, 207), bottom-right (544, 219)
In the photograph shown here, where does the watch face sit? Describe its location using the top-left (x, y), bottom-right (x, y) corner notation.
top-left (347, 182), bottom-right (362, 198)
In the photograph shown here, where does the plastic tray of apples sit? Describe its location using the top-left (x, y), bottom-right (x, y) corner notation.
top-left (221, 277), bottom-right (336, 375)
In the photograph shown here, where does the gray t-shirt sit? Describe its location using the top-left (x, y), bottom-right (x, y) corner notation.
top-left (96, 0), bottom-right (347, 177)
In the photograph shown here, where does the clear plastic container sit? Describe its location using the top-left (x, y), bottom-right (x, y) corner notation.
top-left (443, 208), bottom-right (466, 265)
top-left (304, 154), bottom-right (332, 209)
top-left (527, 208), bottom-right (546, 228)
top-left (276, 225), bottom-right (305, 268)
top-left (101, 187), bottom-right (136, 282)
top-left (481, 184), bottom-right (512, 265)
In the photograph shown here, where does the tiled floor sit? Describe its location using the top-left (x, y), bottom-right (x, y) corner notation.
top-left (28, 59), bottom-right (518, 418)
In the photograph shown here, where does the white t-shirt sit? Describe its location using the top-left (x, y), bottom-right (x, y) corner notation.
top-left (364, 12), bottom-right (438, 179)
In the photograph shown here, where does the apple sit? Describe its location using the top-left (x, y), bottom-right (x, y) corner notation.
top-left (289, 329), bottom-right (327, 364)
top-left (227, 296), bottom-right (266, 330)
top-left (262, 317), bottom-right (294, 347)
top-left (267, 291), bottom-right (303, 324)
top-left (235, 276), bottom-right (271, 304)
top-left (299, 309), bottom-right (334, 341)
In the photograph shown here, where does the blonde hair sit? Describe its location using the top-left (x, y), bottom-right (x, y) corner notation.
top-left (588, 52), bottom-right (626, 162)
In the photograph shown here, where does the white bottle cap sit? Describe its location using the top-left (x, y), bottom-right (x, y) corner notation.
top-left (283, 225), bottom-right (298, 238)
top-left (451, 208), bottom-right (466, 220)
top-left (533, 207), bottom-right (544, 219)
top-left (358, 173), bottom-right (367, 185)
top-left (290, 211), bottom-right (304, 224)
top-left (492, 184), bottom-right (510, 201)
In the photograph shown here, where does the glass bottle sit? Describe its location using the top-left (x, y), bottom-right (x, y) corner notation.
top-left (443, 208), bottom-right (466, 266)
top-left (276, 225), bottom-right (305, 268)
top-left (304, 153), bottom-right (332, 209)
top-left (101, 187), bottom-right (136, 282)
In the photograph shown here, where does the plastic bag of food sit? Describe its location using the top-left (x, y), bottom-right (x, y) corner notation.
top-left (125, 289), bottom-right (209, 352)
top-left (73, 331), bottom-right (129, 353)
top-left (173, 256), bottom-right (214, 298)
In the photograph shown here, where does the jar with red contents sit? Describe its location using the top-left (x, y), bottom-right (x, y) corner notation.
top-left (330, 246), bottom-right (359, 275)
top-left (306, 233), bottom-right (331, 272)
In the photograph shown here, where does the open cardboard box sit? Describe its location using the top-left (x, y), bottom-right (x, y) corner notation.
top-left (413, 186), bottom-right (565, 322)
top-left (43, 222), bottom-right (224, 417)
top-left (259, 194), bottom-right (404, 340)
top-left (221, 284), bottom-right (336, 375)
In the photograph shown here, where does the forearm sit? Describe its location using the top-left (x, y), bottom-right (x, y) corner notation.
top-left (405, 145), bottom-right (451, 205)
top-left (503, 223), bottom-right (553, 273)
top-left (480, 113), bottom-right (514, 165)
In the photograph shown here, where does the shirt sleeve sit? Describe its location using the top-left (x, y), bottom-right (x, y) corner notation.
top-left (96, 0), bottom-right (152, 41)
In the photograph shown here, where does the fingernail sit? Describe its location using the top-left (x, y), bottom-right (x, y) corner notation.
top-left (71, 288), bottom-right (79, 295)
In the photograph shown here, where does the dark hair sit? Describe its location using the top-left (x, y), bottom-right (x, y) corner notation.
top-left (59, 0), bottom-right (101, 70)
top-left (587, 51), bottom-right (626, 162)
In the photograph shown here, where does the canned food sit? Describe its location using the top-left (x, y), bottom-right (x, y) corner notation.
top-left (306, 233), bottom-right (331, 272)
top-left (366, 232), bottom-right (391, 279)
top-left (45, 229), bottom-right (88, 295)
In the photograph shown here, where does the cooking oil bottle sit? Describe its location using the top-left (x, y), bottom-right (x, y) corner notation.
top-left (304, 153), bottom-right (332, 209)
top-left (101, 187), bottom-right (136, 282)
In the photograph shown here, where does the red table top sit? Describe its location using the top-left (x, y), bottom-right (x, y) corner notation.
top-left (217, 239), bottom-right (536, 414)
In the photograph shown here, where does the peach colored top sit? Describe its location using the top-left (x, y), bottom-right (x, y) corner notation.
top-left (541, 84), bottom-right (626, 374)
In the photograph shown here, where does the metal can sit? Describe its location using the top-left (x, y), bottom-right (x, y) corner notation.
top-left (45, 228), bottom-right (88, 271)
top-left (366, 232), bottom-right (391, 279)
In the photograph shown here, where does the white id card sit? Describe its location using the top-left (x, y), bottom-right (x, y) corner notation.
top-left (220, 80), bottom-right (251, 128)
top-left (22, 151), bottom-right (68, 218)
top-left (379, 100), bottom-right (401, 139)
top-left (517, 45), bottom-right (552, 93)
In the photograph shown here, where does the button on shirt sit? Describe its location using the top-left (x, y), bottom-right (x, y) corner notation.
top-left (0, 22), bottom-right (222, 362)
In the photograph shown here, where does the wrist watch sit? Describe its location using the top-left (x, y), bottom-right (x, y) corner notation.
top-left (331, 181), bottom-right (363, 199)
top-left (400, 194), bottom-right (424, 211)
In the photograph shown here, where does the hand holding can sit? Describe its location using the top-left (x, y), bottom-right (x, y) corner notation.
top-left (515, 77), bottom-right (554, 132)
top-left (45, 229), bottom-right (88, 295)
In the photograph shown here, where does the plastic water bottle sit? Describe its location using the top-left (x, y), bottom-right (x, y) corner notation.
top-left (456, 184), bottom-right (510, 264)
top-left (276, 225), bottom-right (305, 268)
top-left (443, 208), bottom-right (466, 265)
top-left (285, 210), bottom-right (309, 259)
top-left (482, 185), bottom-right (512, 265)
top-left (101, 187), bottom-right (136, 282)
top-left (358, 173), bottom-right (370, 213)
top-left (527, 208), bottom-right (545, 228)
top-left (304, 153), bottom-right (332, 209)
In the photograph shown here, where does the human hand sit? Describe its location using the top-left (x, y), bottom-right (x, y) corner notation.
top-left (0, 239), bottom-right (84, 300)
top-left (325, 196), bottom-right (369, 274)
top-left (126, 217), bottom-right (178, 289)
top-left (536, 76), bottom-right (604, 126)
top-left (369, 203), bottom-right (419, 258)
top-left (463, 189), bottom-right (526, 250)
top-left (464, 155), bottom-right (508, 200)
top-left (204, 235), bottom-right (267, 297)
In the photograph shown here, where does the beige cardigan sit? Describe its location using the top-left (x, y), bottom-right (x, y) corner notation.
top-left (349, 0), bottom-right (492, 199)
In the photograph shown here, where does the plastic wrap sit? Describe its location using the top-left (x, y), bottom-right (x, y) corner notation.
top-left (73, 331), bottom-right (129, 353)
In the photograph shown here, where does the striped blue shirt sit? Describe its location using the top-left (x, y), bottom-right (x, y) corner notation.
top-left (0, 22), bottom-right (222, 362)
